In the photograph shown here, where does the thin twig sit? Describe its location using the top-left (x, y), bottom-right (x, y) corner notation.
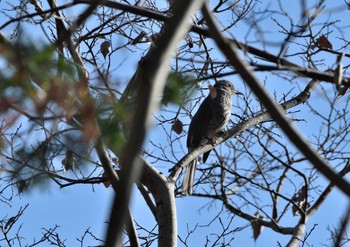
top-left (201, 2), bottom-right (350, 198)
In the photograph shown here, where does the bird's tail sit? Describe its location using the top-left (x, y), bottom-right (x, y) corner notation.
top-left (181, 158), bottom-right (198, 195)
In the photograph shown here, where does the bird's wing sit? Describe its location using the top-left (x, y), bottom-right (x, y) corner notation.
top-left (187, 96), bottom-right (212, 149)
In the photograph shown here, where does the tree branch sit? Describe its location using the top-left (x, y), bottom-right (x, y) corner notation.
top-left (201, 2), bottom-right (350, 197)
top-left (139, 157), bottom-right (177, 247)
top-left (95, 140), bottom-right (140, 247)
top-left (169, 78), bottom-right (320, 181)
top-left (104, 1), bottom-right (204, 246)
top-left (75, 0), bottom-right (350, 85)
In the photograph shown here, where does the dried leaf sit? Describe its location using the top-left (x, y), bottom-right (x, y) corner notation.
top-left (102, 171), bottom-right (111, 188)
top-left (0, 97), bottom-right (14, 112)
top-left (132, 31), bottom-right (146, 45)
top-left (337, 86), bottom-right (349, 97)
top-left (111, 156), bottom-right (119, 164)
top-left (82, 119), bottom-right (99, 142)
top-left (292, 185), bottom-right (308, 216)
top-left (172, 118), bottom-right (183, 135)
top-left (62, 150), bottom-right (75, 172)
top-left (17, 180), bottom-right (26, 193)
top-left (251, 213), bottom-right (264, 240)
top-left (100, 40), bottom-right (111, 59)
top-left (188, 40), bottom-right (194, 48)
top-left (317, 35), bottom-right (333, 50)
top-left (28, 0), bottom-right (37, 5)
top-left (4, 216), bottom-right (16, 232)
top-left (186, 35), bottom-right (194, 49)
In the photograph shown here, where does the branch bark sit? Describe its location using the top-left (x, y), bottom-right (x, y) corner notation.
top-left (140, 157), bottom-right (177, 247)
top-left (104, 1), bottom-right (204, 246)
top-left (169, 78), bottom-right (321, 181)
top-left (75, 0), bottom-right (349, 85)
top-left (95, 140), bottom-right (140, 247)
top-left (286, 220), bottom-right (307, 247)
top-left (201, 3), bottom-right (350, 198)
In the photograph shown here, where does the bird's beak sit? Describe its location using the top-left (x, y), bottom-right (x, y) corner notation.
top-left (234, 90), bottom-right (244, 96)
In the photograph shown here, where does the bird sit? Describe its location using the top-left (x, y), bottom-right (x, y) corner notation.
top-left (181, 80), bottom-right (242, 195)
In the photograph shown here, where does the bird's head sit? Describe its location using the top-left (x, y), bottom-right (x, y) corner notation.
top-left (214, 80), bottom-right (243, 96)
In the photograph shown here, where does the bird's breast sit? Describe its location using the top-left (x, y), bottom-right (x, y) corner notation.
top-left (206, 94), bottom-right (232, 137)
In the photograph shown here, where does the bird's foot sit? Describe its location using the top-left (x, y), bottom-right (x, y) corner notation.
top-left (217, 130), bottom-right (227, 136)
top-left (208, 137), bottom-right (218, 145)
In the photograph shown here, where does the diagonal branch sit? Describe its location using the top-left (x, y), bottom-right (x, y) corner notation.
top-left (75, 0), bottom-right (349, 85)
top-left (201, 3), bottom-right (350, 196)
top-left (169, 78), bottom-right (321, 181)
top-left (104, 1), bottom-right (204, 246)
top-left (95, 141), bottom-right (140, 247)
top-left (139, 157), bottom-right (177, 247)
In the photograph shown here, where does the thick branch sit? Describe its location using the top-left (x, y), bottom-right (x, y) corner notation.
top-left (169, 78), bottom-right (320, 181)
top-left (307, 163), bottom-right (350, 217)
top-left (202, 3), bottom-right (350, 197)
top-left (286, 220), bottom-right (307, 247)
top-left (140, 157), bottom-right (177, 247)
top-left (104, 1), bottom-right (204, 246)
top-left (75, 0), bottom-right (349, 85)
top-left (95, 140), bottom-right (140, 247)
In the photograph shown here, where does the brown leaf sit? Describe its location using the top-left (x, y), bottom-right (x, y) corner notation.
top-left (111, 156), bottom-right (119, 164)
top-left (28, 0), bottom-right (37, 6)
top-left (188, 40), bottom-right (194, 49)
top-left (62, 150), bottom-right (75, 172)
top-left (100, 40), bottom-right (111, 59)
top-left (292, 185), bottom-right (308, 216)
top-left (82, 119), bottom-right (99, 142)
top-left (79, 101), bottom-right (99, 142)
top-left (337, 86), bottom-right (349, 97)
top-left (132, 31), bottom-right (146, 45)
top-left (292, 204), bottom-right (298, 216)
top-left (172, 118), bottom-right (183, 135)
top-left (4, 216), bottom-right (16, 232)
top-left (17, 180), bottom-right (26, 194)
top-left (185, 35), bottom-right (194, 49)
top-left (0, 97), bottom-right (14, 112)
top-left (317, 35), bottom-right (333, 50)
top-left (102, 171), bottom-right (111, 188)
top-left (251, 213), bottom-right (264, 240)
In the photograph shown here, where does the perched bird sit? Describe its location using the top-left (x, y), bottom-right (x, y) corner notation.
top-left (182, 80), bottom-right (242, 195)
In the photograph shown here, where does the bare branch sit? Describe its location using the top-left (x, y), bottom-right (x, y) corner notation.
top-left (104, 1), bottom-right (204, 246)
top-left (201, 2), bottom-right (350, 198)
